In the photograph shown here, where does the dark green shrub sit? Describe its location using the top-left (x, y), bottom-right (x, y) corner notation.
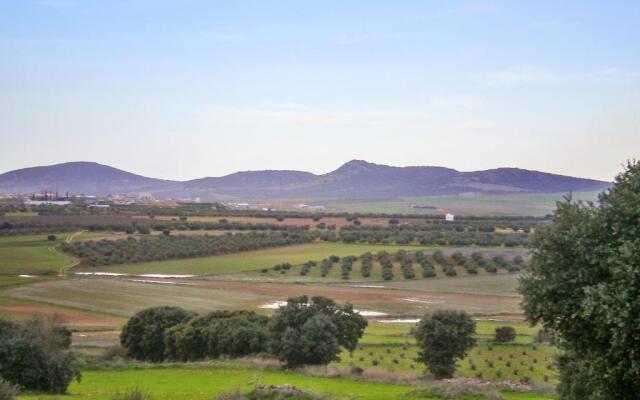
top-left (0, 378), bottom-right (19, 400)
top-left (120, 307), bottom-right (193, 362)
top-left (0, 316), bottom-right (80, 394)
top-left (494, 326), bottom-right (516, 343)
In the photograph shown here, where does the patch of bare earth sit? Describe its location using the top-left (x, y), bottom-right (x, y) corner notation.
top-left (194, 281), bottom-right (521, 315)
top-left (0, 304), bottom-right (124, 328)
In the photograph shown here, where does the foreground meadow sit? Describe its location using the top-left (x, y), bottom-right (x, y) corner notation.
top-left (18, 363), bottom-right (555, 400)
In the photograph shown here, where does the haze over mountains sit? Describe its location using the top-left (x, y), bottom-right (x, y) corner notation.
top-left (0, 160), bottom-right (610, 199)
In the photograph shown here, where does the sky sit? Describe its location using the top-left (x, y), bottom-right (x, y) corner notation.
top-left (1, 1), bottom-right (638, 181)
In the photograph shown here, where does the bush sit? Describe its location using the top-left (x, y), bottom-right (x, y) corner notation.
top-left (494, 326), bottom-right (517, 343)
top-left (0, 378), bottom-right (19, 400)
top-left (47, 234), bottom-right (57, 241)
top-left (409, 383), bottom-right (502, 399)
top-left (0, 316), bottom-right (81, 394)
top-left (164, 311), bottom-right (269, 361)
top-left (100, 344), bottom-right (127, 361)
top-left (109, 388), bottom-right (153, 400)
top-left (120, 307), bottom-right (194, 362)
top-left (413, 310), bottom-right (476, 379)
top-left (215, 385), bottom-right (329, 400)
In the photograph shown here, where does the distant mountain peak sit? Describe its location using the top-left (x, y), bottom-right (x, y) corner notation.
top-left (0, 160), bottom-right (610, 199)
top-left (333, 159), bottom-right (379, 173)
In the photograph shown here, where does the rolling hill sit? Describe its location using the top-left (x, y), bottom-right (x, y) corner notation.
top-left (0, 162), bottom-right (171, 196)
top-left (0, 160), bottom-right (610, 198)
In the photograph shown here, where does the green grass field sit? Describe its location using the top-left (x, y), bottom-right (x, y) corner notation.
top-left (336, 321), bottom-right (556, 387)
top-left (0, 232), bottom-right (76, 275)
top-left (92, 243), bottom-right (426, 276)
top-left (0, 245), bottom-right (72, 275)
top-left (0, 233), bottom-right (71, 246)
top-left (19, 363), bottom-right (556, 400)
top-left (320, 192), bottom-right (600, 216)
top-left (384, 273), bottom-right (521, 296)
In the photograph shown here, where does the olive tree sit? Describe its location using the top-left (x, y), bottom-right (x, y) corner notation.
top-left (413, 310), bottom-right (476, 379)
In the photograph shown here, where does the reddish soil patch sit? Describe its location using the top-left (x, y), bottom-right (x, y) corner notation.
top-left (194, 281), bottom-right (520, 314)
top-left (0, 304), bottom-right (124, 328)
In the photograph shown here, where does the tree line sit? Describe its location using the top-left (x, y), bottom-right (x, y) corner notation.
top-left (61, 231), bottom-right (314, 266)
top-left (120, 296), bottom-right (367, 369)
top-left (120, 296), bottom-right (477, 380)
top-left (268, 250), bottom-right (526, 280)
top-left (8, 201), bottom-right (548, 223)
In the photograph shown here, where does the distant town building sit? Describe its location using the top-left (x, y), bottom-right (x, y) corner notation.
top-left (24, 200), bottom-right (72, 206)
top-left (445, 213), bottom-right (455, 222)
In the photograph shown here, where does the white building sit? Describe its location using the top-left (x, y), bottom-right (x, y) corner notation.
top-left (445, 213), bottom-right (455, 222)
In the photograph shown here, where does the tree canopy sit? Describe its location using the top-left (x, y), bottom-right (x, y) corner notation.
top-left (519, 161), bottom-right (640, 400)
top-left (413, 309), bottom-right (476, 379)
top-left (268, 296), bottom-right (367, 368)
top-left (164, 310), bottom-right (270, 361)
top-left (120, 306), bottom-right (194, 362)
top-left (0, 316), bottom-right (81, 394)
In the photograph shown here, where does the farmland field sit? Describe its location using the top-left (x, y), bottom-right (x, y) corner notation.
top-left (19, 362), bottom-right (556, 400)
top-left (0, 244), bottom-right (72, 275)
top-left (337, 321), bottom-right (556, 387)
top-left (6, 269), bottom-right (524, 317)
top-left (5, 278), bottom-right (277, 316)
top-left (0, 295), bottom-right (124, 328)
top-left (85, 242), bottom-right (427, 276)
top-left (0, 216), bottom-right (554, 399)
top-left (317, 192), bottom-right (600, 216)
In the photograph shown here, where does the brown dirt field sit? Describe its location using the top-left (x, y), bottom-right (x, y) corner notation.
top-left (194, 281), bottom-right (521, 315)
top-left (0, 304), bottom-right (124, 328)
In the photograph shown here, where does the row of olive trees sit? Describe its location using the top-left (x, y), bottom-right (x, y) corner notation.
top-left (61, 231), bottom-right (315, 266)
top-left (279, 250), bottom-right (525, 280)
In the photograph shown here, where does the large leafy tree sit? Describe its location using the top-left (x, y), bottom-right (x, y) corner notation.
top-left (120, 306), bottom-right (194, 362)
top-left (268, 296), bottom-right (367, 368)
top-left (0, 316), bottom-right (81, 394)
top-left (413, 310), bottom-right (476, 379)
top-left (519, 161), bottom-right (640, 400)
top-left (164, 310), bottom-right (270, 361)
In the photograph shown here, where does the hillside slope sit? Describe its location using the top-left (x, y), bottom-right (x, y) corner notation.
top-left (0, 162), bottom-right (172, 195)
top-left (0, 160), bottom-right (610, 198)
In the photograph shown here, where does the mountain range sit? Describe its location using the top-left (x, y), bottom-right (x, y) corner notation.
top-left (0, 160), bottom-right (610, 199)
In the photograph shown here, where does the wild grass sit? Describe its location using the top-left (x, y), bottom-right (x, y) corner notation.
top-left (17, 363), bottom-right (556, 400)
top-left (0, 246), bottom-right (71, 275)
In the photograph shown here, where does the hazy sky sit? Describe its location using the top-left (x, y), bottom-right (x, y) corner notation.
top-left (1, 1), bottom-right (638, 181)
